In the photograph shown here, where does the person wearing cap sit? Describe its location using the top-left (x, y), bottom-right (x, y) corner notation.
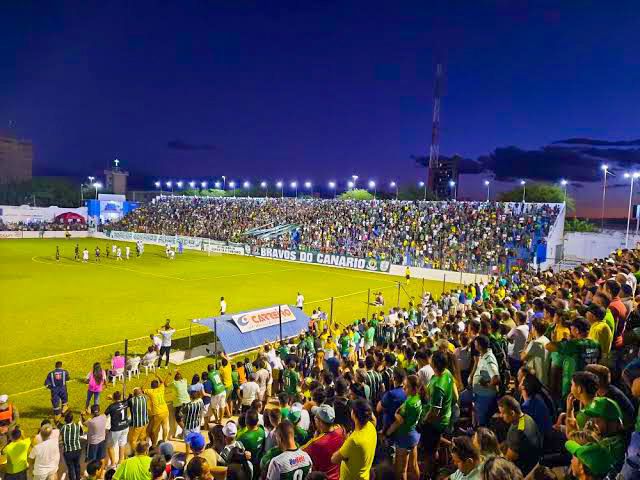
top-left (219, 421), bottom-right (244, 465)
top-left (287, 404), bottom-right (309, 445)
top-left (302, 404), bottom-right (345, 480)
top-left (566, 440), bottom-right (615, 480)
top-left (575, 396), bottom-right (626, 469)
top-left (546, 317), bottom-right (600, 398)
top-left (331, 398), bottom-right (377, 480)
top-left (0, 394), bottom-right (18, 450)
top-left (184, 431), bottom-right (225, 478)
top-left (585, 364), bottom-right (636, 430)
top-left (112, 442), bottom-right (152, 480)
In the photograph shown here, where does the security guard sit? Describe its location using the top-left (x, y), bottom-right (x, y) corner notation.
top-left (44, 361), bottom-right (70, 419)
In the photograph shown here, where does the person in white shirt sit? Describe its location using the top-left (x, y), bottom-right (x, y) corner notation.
top-left (220, 297), bottom-right (227, 315)
top-left (520, 319), bottom-right (550, 386)
top-left (116, 247), bottom-right (122, 261)
top-left (416, 350), bottom-right (435, 387)
top-left (82, 248), bottom-right (89, 263)
top-left (125, 246), bottom-right (130, 260)
top-left (506, 312), bottom-right (530, 374)
top-left (296, 292), bottom-right (304, 309)
top-left (157, 320), bottom-right (175, 368)
top-left (29, 424), bottom-right (60, 480)
top-left (240, 374), bottom-right (260, 412)
top-left (255, 360), bottom-right (271, 403)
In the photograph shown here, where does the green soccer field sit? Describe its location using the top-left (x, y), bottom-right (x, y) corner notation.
top-left (0, 238), bottom-right (457, 432)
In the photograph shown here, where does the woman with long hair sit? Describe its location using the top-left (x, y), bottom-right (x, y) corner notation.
top-left (85, 362), bottom-right (106, 409)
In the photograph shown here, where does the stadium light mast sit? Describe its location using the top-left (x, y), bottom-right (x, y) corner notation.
top-left (243, 181), bottom-right (250, 198)
top-left (290, 181), bottom-right (298, 199)
top-left (214, 181), bottom-right (221, 189)
top-left (347, 181), bottom-right (354, 190)
top-left (229, 181), bottom-right (236, 197)
top-left (221, 176), bottom-right (226, 190)
top-left (154, 181), bottom-right (162, 197)
top-left (520, 180), bottom-right (526, 203)
top-left (560, 179), bottom-right (568, 203)
top-left (328, 181), bottom-right (337, 199)
top-left (624, 172), bottom-right (639, 248)
top-left (351, 175), bottom-right (358, 189)
top-left (201, 181), bottom-right (208, 189)
top-left (390, 181), bottom-right (398, 200)
top-left (304, 181), bottom-right (312, 197)
top-left (601, 164), bottom-right (611, 229)
top-left (418, 181), bottom-right (427, 201)
top-left (484, 180), bottom-right (490, 202)
top-left (93, 182), bottom-right (102, 199)
top-left (260, 181), bottom-right (268, 198)
top-left (189, 181), bottom-right (196, 189)
top-left (368, 180), bottom-right (377, 200)
top-left (176, 181), bottom-right (183, 190)
top-left (449, 180), bottom-right (457, 201)
top-left (166, 181), bottom-right (173, 194)
top-left (276, 181), bottom-right (283, 198)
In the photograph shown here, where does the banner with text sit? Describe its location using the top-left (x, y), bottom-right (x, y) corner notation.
top-left (232, 304), bottom-right (296, 333)
top-left (107, 231), bottom-right (245, 255)
top-left (248, 246), bottom-right (391, 272)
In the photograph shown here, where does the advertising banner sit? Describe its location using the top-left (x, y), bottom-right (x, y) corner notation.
top-left (107, 231), bottom-right (245, 255)
top-left (248, 246), bottom-right (391, 272)
top-left (231, 304), bottom-right (297, 333)
top-left (0, 231), bottom-right (23, 239)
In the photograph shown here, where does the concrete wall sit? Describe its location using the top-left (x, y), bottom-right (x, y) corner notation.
top-left (389, 265), bottom-right (489, 285)
top-left (564, 230), bottom-right (640, 262)
top-left (539, 204), bottom-right (566, 270)
top-left (0, 230), bottom-right (90, 239)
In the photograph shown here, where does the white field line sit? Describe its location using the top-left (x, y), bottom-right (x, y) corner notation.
top-left (186, 266), bottom-right (305, 281)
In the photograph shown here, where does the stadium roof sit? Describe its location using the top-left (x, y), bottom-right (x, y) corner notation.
top-left (193, 305), bottom-right (309, 355)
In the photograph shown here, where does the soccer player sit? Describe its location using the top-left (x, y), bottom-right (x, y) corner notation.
top-left (296, 292), bottom-right (304, 310)
top-left (44, 361), bottom-right (70, 419)
top-left (94, 246), bottom-right (101, 262)
top-left (74, 244), bottom-right (79, 261)
top-left (405, 265), bottom-right (411, 284)
top-left (220, 297), bottom-right (227, 315)
top-left (106, 244), bottom-right (110, 259)
top-left (82, 248), bottom-right (89, 263)
top-left (56, 246), bottom-right (60, 262)
top-left (116, 247), bottom-right (122, 261)
top-left (125, 245), bottom-right (130, 260)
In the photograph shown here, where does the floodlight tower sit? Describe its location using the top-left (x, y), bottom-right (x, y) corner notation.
top-left (428, 63), bottom-right (443, 190)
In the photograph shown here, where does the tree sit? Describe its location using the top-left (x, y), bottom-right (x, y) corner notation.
top-left (0, 177), bottom-right (81, 207)
top-left (565, 218), bottom-right (599, 232)
top-left (497, 182), bottom-right (575, 211)
top-left (398, 184), bottom-right (438, 201)
top-left (338, 189), bottom-right (374, 200)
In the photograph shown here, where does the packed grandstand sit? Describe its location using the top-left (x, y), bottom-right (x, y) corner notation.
top-left (110, 198), bottom-right (562, 273)
top-left (3, 198), bottom-right (640, 480)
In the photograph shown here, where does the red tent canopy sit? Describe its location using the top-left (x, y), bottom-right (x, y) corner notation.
top-left (54, 212), bottom-right (86, 224)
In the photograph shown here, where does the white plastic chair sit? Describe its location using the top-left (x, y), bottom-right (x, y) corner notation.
top-left (127, 359), bottom-right (141, 380)
top-left (111, 368), bottom-right (125, 385)
top-left (143, 361), bottom-right (157, 375)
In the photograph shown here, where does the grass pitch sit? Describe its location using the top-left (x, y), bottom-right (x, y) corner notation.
top-left (0, 238), bottom-right (459, 432)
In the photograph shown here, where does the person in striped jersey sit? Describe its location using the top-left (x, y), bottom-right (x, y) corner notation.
top-left (365, 356), bottom-right (384, 406)
top-left (180, 389), bottom-right (205, 452)
top-left (126, 388), bottom-right (148, 452)
top-left (60, 412), bottom-right (83, 480)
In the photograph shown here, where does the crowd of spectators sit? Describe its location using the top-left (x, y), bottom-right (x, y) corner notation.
top-left (0, 219), bottom-right (87, 232)
top-left (111, 197), bottom-right (560, 272)
top-left (2, 244), bottom-right (640, 480)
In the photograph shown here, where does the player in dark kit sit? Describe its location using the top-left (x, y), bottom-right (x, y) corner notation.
top-left (106, 244), bottom-right (110, 258)
top-left (56, 246), bottom-right (60, 262)
top-left (95, 246), bottom-right (101, 262)
top-left (44, 361), bottom-right (70, 420)
top-left (74, 244), bottom-right (80, 261)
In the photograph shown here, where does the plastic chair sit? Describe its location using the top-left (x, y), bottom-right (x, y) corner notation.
top-left (111, 368), bottom-right (125, 385)
top-left (143, 361), bottom-right (157, 375)
top-left (127, 359), bottom-right (141, 380)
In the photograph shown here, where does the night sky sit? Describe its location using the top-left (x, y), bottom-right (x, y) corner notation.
top-left (2, 1), bottom-right (640, 216)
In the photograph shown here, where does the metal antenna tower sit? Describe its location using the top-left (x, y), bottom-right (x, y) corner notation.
top-left (428, 63), bottom-right (443, 174)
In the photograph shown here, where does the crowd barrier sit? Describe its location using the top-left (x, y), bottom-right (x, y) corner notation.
top-left (0, 230), bottom-right (90, 239)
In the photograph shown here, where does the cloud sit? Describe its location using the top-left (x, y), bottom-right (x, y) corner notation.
top-left (167, 139), bottom-right (217, 151)
top-left (553, 138), bottom-right (640, 147)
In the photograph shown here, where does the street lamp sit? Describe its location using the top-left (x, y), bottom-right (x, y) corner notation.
top-left (221, 176), bottom-right (226, 190)
top-left (189, 181), bottom-right (196, 189)
top-left (484, 180), bottom-right (490, 202)
top-left (229, 181), bottom-right (236, 198)
top-left (624, 172), bottom-right (639, 247)
top-left (368, 180), bottom-right (377, 200)
top-left (418, 181), bottom-right (427, 201)
top-left (351, 175), bottom-right (358, 189)
top-left (389, 181), bottom-right (399, 201)
top-left (260, 181), bottom-right (268, 198)
top-left (347, 181), bottom-right (354, 189)
top-left (560, 179), bottom-right (568, 203)
top-left (291, 181), bottom-right (298, 199)
top-left (176, 181), bottom-right (183, 189)
top-left (166, 181), bottom-right (173, 194)
top-left (214, 181), bottom-right (221, 189)
top-left (243, 181), bottom-right (250, 198)
top-left (276, 181), bottom-right (284, 198)
top-left (520, 180), bottom-right (526, 203)
top-left (328, 181), bottom-right (337, 198)
top-left (601, 164), bottom-right (611, 229)
top-left (201, 181), bottom-right (208, 189)
top-left (449, 180), bottom-right (457, 201)
top-left (304, 181), bottom-right (312, 197)
top-left (92, 182), bottom-right (102, 199)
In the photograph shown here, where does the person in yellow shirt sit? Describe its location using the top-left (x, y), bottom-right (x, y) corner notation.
top-left (219, 354), bottom-right (233, 418)
top-left (586, 305), bottom-right (613, 364)
top-left (2, 428), bottom-right (31, 479)
top-left (144, 371), bottom-right (171, 445)
top-left (331, 399), bottom-right (377, 480)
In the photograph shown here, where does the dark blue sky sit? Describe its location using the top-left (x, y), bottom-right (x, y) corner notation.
top-left (2, 1), bottom-right (640, 215)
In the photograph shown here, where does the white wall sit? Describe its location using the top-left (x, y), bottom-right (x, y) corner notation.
top-left (0, 205), bottom-right (88, 223)
top-left (389, 265), bottom-right (489, 285)
top-left (564, 231), bottom-right (640, 262)
top-left (539, 204), bottom-right (566, 270)
top-left (0, 230), bottom-right (90, 239)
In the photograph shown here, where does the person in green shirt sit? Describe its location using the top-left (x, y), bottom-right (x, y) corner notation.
top-left (1, 428), bottom-right (31, 478)
top-left (386, 374), bottom-right (421, 480)
top-left (283, 361), bottom-right (300, 396)
top-left (237, 409), bottom-right (266, 467)
top-left (546, 317), bottom-right (600, 398)
top-left (364, 324), bottom-right (375, 351)
top-left (207, 364), bottom-right (226, 424)
top-left (112, 441), bottom-right (152, 480)
top-left (339, 333), bottom-right (351, 358)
